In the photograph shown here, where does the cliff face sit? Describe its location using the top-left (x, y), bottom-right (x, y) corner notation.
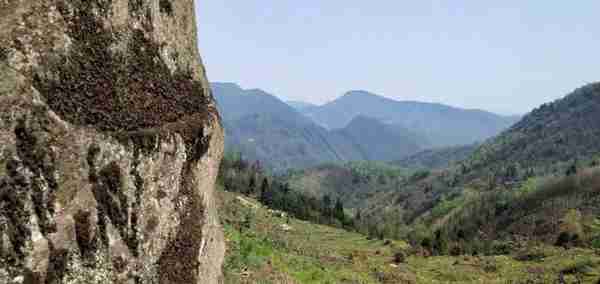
top-left (0, 1), bottom-right (225, 283)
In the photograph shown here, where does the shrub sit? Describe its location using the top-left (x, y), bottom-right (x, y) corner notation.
top-left (411, 170), bottom-right (431, 182)
top-left (482, 259), bottom-right (498, 273)
top-left (449, 244), bottom-right (463, 256)
top-left (490, 241), bottom-right (512, 255)
top-left (591, 237), bottom-right (600, 249)
top-left (393, 251), bottom-right (406, 264)
top-left (555, 232), bottom-right (573, 248)
top-left (420, 237), bottom-right (432, 250)
top-left (514, 249), bottom-right (546, 262)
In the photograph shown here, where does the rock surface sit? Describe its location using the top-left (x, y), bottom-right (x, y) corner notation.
top-left (0, 0), bottom-right (225, 283)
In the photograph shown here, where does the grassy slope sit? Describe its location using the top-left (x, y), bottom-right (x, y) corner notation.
top-left (217, 189), bottom-right (600, 284)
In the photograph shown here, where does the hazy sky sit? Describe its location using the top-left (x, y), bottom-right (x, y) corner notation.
top-left (195, 1), bottom-right (600, 115)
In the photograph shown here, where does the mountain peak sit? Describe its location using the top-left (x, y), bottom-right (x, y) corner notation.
top-left (339, 90), bottom-right (383, 101)
top-left (344, 90), bottom-right (377, 96)
top-left (211, 82), bottom-right (242, 90)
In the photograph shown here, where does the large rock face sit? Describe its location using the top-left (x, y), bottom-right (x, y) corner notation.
top-left (0, 0), bottom-right (225, 283)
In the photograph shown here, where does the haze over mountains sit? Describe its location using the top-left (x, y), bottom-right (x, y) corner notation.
top-left (212, 82), bottom-right (518, 170)
top-left (301, 90), bottom-right (520, 147)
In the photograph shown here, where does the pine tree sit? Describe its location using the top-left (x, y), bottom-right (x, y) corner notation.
top-left (355, 209), bottom-right (362, 222)
top-left (566, 161), bottom-right (578, 176)
top-left (321, 194), bottom-right (333, 222)
top-left (259, 177), bottom-right (272, 206)
top-left (334, 198), bottom-right (345, 224)
top-left (247, 174), bottom-right (256, 195)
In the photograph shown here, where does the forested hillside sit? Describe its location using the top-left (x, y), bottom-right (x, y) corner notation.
top-left (393, 144), bottom-right (478, 170)
top-left (356, 83), bottom-right (600, 249)
top-left (282, 83), bottom-right (600, 253)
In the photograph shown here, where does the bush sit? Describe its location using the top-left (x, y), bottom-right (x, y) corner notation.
top-left (449, 244), bottom-right (463, 256)
top-left (420, 237), bottom-right (432, 250)
top-left (393, 251), bottom-right (406, 264)
top-left (514, 249), bottom-right (546, 262)
top-left (490, 241), bottom-right (512, 255)
top-left (482, 259), bottom-right (498, 273)
top-left (555, 232), bottom-right (573, 248)
top-left (591, 237), bottom-right (600, 249)
top-left (411, 170), bottom-right (431, 181)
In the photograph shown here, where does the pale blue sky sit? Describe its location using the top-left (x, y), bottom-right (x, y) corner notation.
top-left (195, 1), bottom-right (600, 115)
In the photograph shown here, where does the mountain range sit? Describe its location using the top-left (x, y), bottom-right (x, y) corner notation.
top-left (300, 90), bottom-right (519, 147)
top-left (212, 82), bottom-right (518, 170)
top-left (357, 82), bottom-right (600, 229)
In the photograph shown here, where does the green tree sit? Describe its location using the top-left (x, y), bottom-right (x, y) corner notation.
top-left (334, 198), bottom-right (346, 224)
top-left (322, 194), bottom-right (332, 220)
top-left (566, 161), bottom-right (578, 176)
top-left (247, 174), bottom-right (256, 195)
top-left (259, 177), bottom-right (272, 206)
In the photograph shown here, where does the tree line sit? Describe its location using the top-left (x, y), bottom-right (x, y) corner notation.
top-left (218, 152), bottom-right (354, 229)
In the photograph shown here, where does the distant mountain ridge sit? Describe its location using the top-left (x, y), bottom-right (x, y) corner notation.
top-left (286, 100), bottom-right (317, 111)
top-left (212, 82), bottom-right (517, 171)
top-left (213, 83), bottom-right (433, 170)
top-left (301, 90), bottom-right (519, 147)
top-left (212, 82), bottom-right (310, 125)
top-left (332, 115), bottom-right (428, 161)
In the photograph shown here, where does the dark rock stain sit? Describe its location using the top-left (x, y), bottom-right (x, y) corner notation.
top-left (0, 45), bottom-right (8, 61)
top-left (74, 210), bottom-right (96, 262)
top-left (158, 162), bottom-right (205, 283)
top-left (159, 0), bottom-right (173, 16)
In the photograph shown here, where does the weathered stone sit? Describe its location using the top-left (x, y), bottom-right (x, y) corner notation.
top-left (0, 0), bottom-right (224, 283)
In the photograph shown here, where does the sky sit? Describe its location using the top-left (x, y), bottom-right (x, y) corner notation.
top-left (195, 1), bottom-right (600, 115)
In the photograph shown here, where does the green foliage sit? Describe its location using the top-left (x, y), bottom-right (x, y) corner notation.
top-left (219, 152), bottom-right (354, 230)
top-left (223, 225), bottom-right (274, 272)
top-left (430, 194), bottom-right (464, 219)
top-left (591, 237), bottom-right (600, 249)
top-left (220, 190), bottom-right (600, 283)
top-left (410, 170), bottom-right (430, 182)
top-left (394, 144), bottom-right (478, 170)
top-left (345, 161), bottom-right (410, 183)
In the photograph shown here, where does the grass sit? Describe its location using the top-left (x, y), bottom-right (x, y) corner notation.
top-left (217, 189), bottom-right (600, 283)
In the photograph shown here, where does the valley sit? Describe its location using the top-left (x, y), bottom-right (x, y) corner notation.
top-left (216, 82), bottom-right (600, 283)
top-left (3, 1), bottom-right (598, 283)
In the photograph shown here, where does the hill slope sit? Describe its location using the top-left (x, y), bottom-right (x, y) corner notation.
top-left (393, 144), bottom-right (478, 170)
top-left (286, 100), bottom-right (318, 111)
top-left (223, 113), bottom-right (344, 170)
top-left (213, 82), bottom-right (310, 124)
top-left (218, 189), bottom-right (600, 284)
top-left (333, 116), bottom-right (429, 161)
top-left (286, 82), bottom-right (600, 248)
top-left (361, 83), bottom-right (600, 242)
top-left (302, 90), bottom-right (519, 147)
top-left (465, 82), bottom-right (600, 174)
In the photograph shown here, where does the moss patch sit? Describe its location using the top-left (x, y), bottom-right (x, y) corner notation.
top-left (128, 0), bottom-right (144, 14)
top-left (157, 163), bottom-right (205, 283)
top-left (159, 0), bottom-right (173, 16)
top-left (74, 210), bottom-right (96, 262)
top-left (0, 46), bottom-right (7, 62)
top-left (33, 0), bottom-right (211, 141)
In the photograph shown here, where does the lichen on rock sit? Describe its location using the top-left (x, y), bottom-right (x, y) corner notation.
top-left (0, 0), bottom-right (225, 283)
